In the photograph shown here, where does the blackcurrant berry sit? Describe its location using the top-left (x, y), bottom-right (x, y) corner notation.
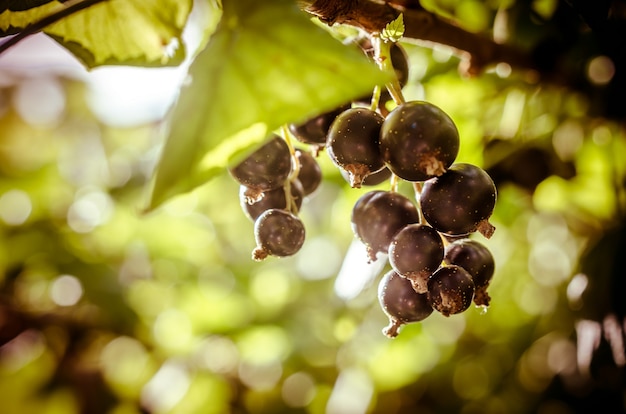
top-left (327, 107), bottom-right (385, 188)
top-left (295, 149), bottom-right (322, 196)
top-left (378, 269), bottom-right (433, 338)
top-left (240, 179), bottom-right (304, 221)
top-left (380, 101), bottom-right (460, 181)
top-left (388, 223), bottom-right (444, 293)
top-left (419, 163), bottom-right (497, 238)
top-left (229, 135), bottom-right (292, 198)
top-left (351, 190), bottom-right (420, 261)
top-left (288, 104), bottom-right (350, 146)
top-left (427, 265), bottom-right (475, 317)
top-left (444, 239), bottom-right (495, 307)
top-left (252, 209), bottom-right (305, 261)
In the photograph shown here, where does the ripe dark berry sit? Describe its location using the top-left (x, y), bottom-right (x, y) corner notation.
top-left (420, 163), bottom-right (497, 238)
top-left (427, 265), bottom-right (475, 317)
top-left (380, 101), bottom-right (460, 181)
top-left (351, 190), bottom-right (420, 261)
top-left (240, 179), bottom-right (304, 221)
top-left (295, 149), bottom-right (322, 196)
top-left (378, 269), bottom-right (433, 338)
top-left (252, 209), bottom-right (305, 261)
top-left (288, 104), bottom-right (350, 146)
top-left (444, 239), bottom-right (495, 307)
top-left (388, 223), bottom-right (444, 293)
top-left (229, 135), bottom-right (292, 199)
top-left (327, 108), bottom-right (385, 188)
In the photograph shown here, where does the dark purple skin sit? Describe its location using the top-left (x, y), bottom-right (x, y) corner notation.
top-left (427, 265), bottom-right (475, 317)
top-left (252, 209), bottom-right (305, 261)
top-left (288, 104), bottom-right (350, 146)
top-left (444, 239), bottom-right (495, 306)
top-left (295, 149), bottom-right (322, 196)
top-left (240, 179), bottom-right (304, 221)
top-left (229, 135), bottom-right (292, 193)
top-left (380, 101), bottom-right (460, 181)
top-left (388, 223), bottom-right (444, 293)
top-left (327, 108), bottom-right (385, 188)
top-left (378, 269), bottom-right (433, 338)
top-left (351, 190), bottom-right (420, 261)
top-left (419, 163), bottom-right (497, 238)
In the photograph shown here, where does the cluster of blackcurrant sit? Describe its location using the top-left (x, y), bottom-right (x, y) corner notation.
top-left (228, 135), bottom-right (323, 261)
top-left (228, 39), bottom-right (497, 338)
top-left (332, 99), bottom-right (496, 337)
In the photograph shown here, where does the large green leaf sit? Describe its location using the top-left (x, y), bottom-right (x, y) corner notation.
top-left (0, 0), bottom-right (192, 67)
top-left (147, 0), bottom-right (391, 210)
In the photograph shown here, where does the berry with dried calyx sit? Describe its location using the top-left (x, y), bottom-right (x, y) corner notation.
top-left (351, 190), bottom-right (420, 261)
top-left (388, 223), bottom-right (444, 293)
top-left (327, 107), bottom-right (385, 188)
top-left (444, 239), bottom-right (495, 307)
top-left (380, 101), bottom-right (460, 181)
top-left (252, 209), bottom-right (305, 261)
top-left (229, 135), bottom-right (292, 200)
top-left (240, 179), bottom-right (304, 221)
top-left (420, 163), bottom-right (497, 238)
top-left (378, 269), bottom-right (433, 338)
top-left (427, 265), bottom-right (475, 317)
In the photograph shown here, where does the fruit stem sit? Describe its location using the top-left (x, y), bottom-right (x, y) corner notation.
top-left (390, 173), bottom-right (399, 192)
top-left (369, 84), bottom-right (383, 112)
top-left (281, 125), bottom-right (301, 180)
top-left (281, 125), bottom-right (301, 213)
top-left (373, 35), bottom-right (405, 106)
top-left (413, 182), bottom-right (427, 224)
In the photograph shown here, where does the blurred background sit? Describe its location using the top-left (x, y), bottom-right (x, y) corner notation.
top-left (1, 1), bottom-right (625, 413)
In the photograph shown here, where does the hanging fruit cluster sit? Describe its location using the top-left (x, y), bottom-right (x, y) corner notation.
top-left (228, 26), bottom-right (497, 338)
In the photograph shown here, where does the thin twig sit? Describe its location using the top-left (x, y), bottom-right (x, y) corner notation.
top-left (0, 0), bottom-right (109, 56)
top-left (304, 0), bottom-right (535, 75)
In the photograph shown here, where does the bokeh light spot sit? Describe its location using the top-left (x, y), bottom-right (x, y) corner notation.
top-left (296, 236), bottom-right (343, 280)
top-left (587, 55), bottom-right (615, 85)
top-left (250, 268), bottom-right (292, 312)
top-left (237, 325), bottom-right (291, 365)
top-left (326, 368), bottom-right (373, 414)
top-left (49, 274), bottom-right (83, 306)
top-left (552, 120), bottom-right (583, 160)
top-left (141, 360), bottom-right (190, 413)
top-left (0, 189), bottom-right (32, 225)
top-left (282, 371), bottom-right (316, 408)
top-left (67, 188), bottom-right (114, 233)
top-left (194, 336), bottom-right (239, 374)
top-left (238, 359), bottom-right (283, 391)
top-left (153, 309), bottom-right (193, 352)
top-left (101, 336), bottom-right (150, 388)
top-left (13, 76), bottom-right (65, 125)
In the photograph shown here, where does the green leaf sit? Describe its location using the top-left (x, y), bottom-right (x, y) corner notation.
top-left (381, 13), bottom-right (405, 43)
top-left (0, 0), bottom-right (192, 67)
top-left (147, 0), bottom-right (391, 210)
top-left (0, 0), bottom-right (58, 36)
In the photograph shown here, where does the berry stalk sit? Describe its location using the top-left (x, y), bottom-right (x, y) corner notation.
top-left (281, 124), bottom-right (302, 214)
top-left (373, 35), bottom-right (405, 106)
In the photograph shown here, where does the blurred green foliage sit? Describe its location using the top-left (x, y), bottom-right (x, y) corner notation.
top-left (1, 0), bottom-right (625, 413)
